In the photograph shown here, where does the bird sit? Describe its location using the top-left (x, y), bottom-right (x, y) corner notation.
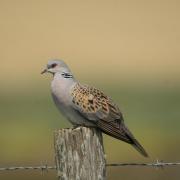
top-left (41, 59), bottom-right (148, 157)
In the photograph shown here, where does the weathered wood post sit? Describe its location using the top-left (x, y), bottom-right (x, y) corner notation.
top-left (54, 127), bottom-right (106, 180)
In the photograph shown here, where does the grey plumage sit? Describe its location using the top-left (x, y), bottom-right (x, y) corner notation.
top-left (42, 59), bottom-right (148, 157)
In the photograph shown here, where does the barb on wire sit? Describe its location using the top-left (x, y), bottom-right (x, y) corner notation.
top-left (0, 160), bottom-right (180, 172)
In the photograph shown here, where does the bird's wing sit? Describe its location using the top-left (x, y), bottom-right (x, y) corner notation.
top-left (70, 83), bottom-right (132, 143)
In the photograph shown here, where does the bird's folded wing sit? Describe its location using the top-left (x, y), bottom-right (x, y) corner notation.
top-left (70, 83), bottom-right (132, 143)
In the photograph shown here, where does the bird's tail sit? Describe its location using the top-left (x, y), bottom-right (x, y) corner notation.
top-left (125, 132), bottom-right (149, 157)
top-left (96, 120), bottom-right (149, 157)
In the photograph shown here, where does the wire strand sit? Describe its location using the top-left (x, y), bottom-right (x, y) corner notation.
top-left (0, 160), bottom-right (180, 172)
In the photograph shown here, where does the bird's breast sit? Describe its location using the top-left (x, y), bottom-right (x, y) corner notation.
top-left (51, 74), bottom-right (77, 106)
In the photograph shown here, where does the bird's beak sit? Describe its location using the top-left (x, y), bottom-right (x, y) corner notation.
top-left (41, 69), bottom-right (47, 74)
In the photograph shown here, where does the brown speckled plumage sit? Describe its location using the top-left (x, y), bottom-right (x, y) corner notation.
top-left (70, 83), bottom-right (148, 157)
top-left (71, 83), bottom-right (121, 118)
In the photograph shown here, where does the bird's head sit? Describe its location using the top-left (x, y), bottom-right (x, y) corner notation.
top-left (41, 59), bottom-right (71, 75)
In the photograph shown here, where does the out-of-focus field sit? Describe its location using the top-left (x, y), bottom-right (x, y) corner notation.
top-left (0, 0), bottom-right (180, 179)
top-left (0, 85), bottom-right (180, 180)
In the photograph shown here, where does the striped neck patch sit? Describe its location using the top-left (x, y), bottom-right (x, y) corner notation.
top-left (61, 72), bottom-right (73, 78)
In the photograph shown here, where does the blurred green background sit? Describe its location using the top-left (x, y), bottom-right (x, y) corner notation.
top-left (0, 0), bottom-right (180, 179)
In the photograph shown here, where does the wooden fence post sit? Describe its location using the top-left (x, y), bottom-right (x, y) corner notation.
top-left (54, 127), bottom-right (106, 180)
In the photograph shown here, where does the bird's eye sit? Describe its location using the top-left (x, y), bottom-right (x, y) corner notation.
top-left (51, 63), bottom-right (57, 68)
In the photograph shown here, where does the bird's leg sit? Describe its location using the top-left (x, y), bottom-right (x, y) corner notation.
top-left (72, 124), bottom-right (81, 129)
top-left (72, 124), bottom-right (97, 130)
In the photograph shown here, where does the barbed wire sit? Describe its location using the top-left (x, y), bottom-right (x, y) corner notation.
top-left (0, 165), bottom-right (56, 172)
top-left (0, 160), bottom-right (180, 172)
top-left (106, 160), bottom-right (180, 168)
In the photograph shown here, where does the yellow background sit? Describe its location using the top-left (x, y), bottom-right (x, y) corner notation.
top-left (0, 0), bottom-right (180, 179)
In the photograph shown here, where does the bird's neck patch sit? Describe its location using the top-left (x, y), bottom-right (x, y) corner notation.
top-left (61, 72), bottom-right (73, 78)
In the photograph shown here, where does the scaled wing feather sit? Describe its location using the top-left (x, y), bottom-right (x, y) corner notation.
top-left (70, 83), bottom-right (132, 143)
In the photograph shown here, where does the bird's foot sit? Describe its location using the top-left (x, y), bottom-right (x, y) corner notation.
top-left (72, 125), bottom-right (82, 129)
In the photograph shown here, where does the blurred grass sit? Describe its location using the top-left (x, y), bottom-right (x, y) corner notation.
top-left (0, 84), bottom-right (180, 180)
